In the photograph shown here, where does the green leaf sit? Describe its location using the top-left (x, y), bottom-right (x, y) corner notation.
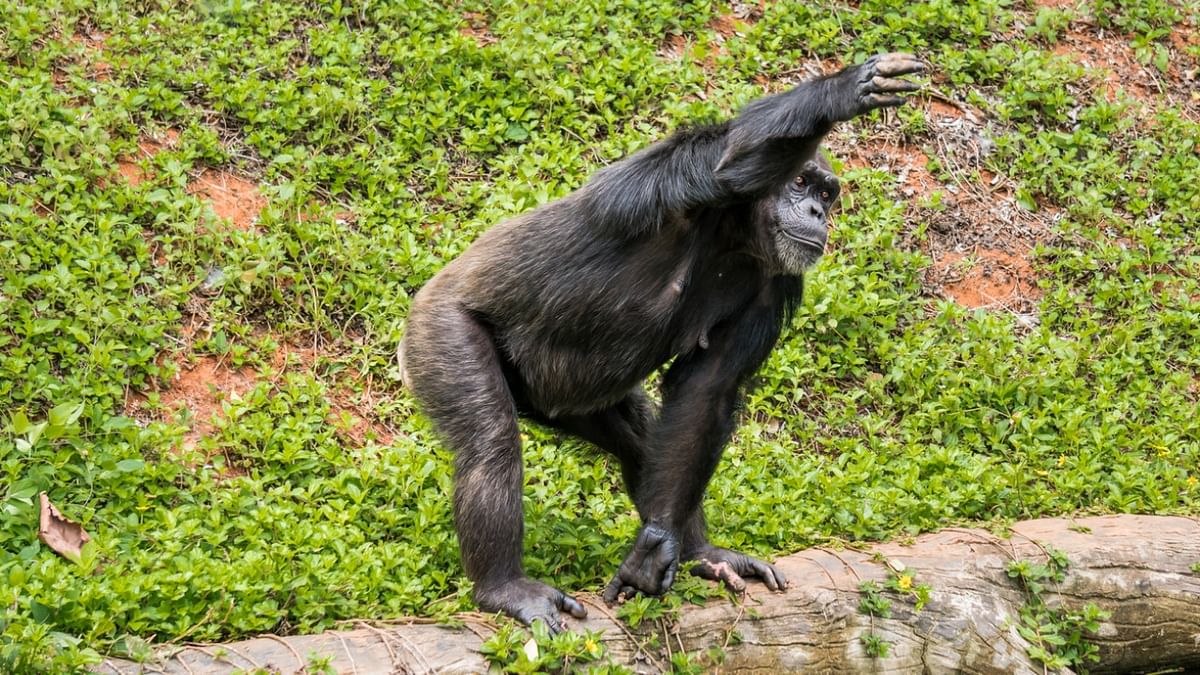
top-left (25, 421), bottom-right (49, 448)
top-left (11, 409), bottom-right (30, 434)
top-left (29, 600), bottom-right (53, 624)
top-left (48, 402), bottom-right (84, 429)
top-left (116, 459), bottom-right (146, 473)
top-left (504, 123), bottom-right (530, 142)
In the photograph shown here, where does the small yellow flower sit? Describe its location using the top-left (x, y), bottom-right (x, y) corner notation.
top-left (1187, 476), bottom-right (1198, 487)
top-left (897, 574), bottom-right (913, 591)
top-left (1057, 455), bottom-right (1066, 467)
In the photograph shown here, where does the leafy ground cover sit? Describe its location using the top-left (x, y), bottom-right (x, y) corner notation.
top-left (2, 0), bottom-right (1199, 671)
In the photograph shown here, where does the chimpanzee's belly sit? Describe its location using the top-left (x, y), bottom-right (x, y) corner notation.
top-left (499, 304), bottom-right (681, 418)
top-left (497, 259), bottom-right (762, 419)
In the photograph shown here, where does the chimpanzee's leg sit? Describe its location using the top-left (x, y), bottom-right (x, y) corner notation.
top-left (401, 306), bottom-right (585, 632)
top-left (549, 390), bottom-right (785, 595)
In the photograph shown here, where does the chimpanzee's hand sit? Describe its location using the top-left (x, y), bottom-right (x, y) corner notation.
top-left (603, 523), bottom-right (681, 605)
top-left (685, 545), bottom-right (787, 593)
top-left (832, 52), bottom-right (926, 121)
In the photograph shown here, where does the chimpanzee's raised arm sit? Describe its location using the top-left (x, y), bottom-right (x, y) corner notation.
top-left (581, 53), bottom-right (924, 234)
top-left (715, 52), bottom-right (925, 193)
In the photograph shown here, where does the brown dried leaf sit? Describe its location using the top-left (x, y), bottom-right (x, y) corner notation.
top-left (38, 492), bottom-right (91, 562)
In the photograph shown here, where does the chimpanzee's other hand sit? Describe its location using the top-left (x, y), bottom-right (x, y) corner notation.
top-left (603, 523), bottom-right (680, 604)
top-left (833, 52), bottom-right (926, 121)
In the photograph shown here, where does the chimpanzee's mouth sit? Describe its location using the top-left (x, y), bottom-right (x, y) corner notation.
top-left (779, 230), bottom-right (826, 250)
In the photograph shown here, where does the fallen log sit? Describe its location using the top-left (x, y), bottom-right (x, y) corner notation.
top-left (101, 515), bottom-right (1200, 674)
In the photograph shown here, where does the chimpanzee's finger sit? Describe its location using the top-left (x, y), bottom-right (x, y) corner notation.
top-left (870, 76), bottom-right (922, 94)
top-left (658, 558), bottom-right (678, 594)
top-left (874, 54), bottom-right (927, 77)
top-left (865, 94), bottom-right (907, 108)
top-left (602, 577), bottom-right (624, 605)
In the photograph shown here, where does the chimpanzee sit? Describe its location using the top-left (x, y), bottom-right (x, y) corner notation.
top-left (400, 53), bottom-right (926, 631)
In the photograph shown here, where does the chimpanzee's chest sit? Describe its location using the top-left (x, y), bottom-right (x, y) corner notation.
top-left (662, 255), bottom-right (764, 356)
top-left (564, 226), bottom-right (761, 354)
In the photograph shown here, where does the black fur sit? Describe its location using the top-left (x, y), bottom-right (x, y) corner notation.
top-left (400, 53), bottom-right (925, 631)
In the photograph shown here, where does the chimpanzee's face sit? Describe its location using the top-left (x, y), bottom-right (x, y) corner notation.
top-left (770, 159), bottom-right (840, 274)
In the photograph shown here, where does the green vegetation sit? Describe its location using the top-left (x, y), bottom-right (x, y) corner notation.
top-left (481, 622), bottom-right (626, 674)
top-left (857, 565), bottom-right (932, 658)
top-left (479, 570), bottom-right (723, 672)
top-left (1006, 548), bottom-right (1110, 671)
top-left (2, 0), bottom-right (1198, 671)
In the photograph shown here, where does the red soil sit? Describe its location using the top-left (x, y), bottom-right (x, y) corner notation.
top-left (186, 169), bottom-right (266, 231)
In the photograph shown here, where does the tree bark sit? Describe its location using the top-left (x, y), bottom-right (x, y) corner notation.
top-left (100, 515), bottom-right (1200, 674)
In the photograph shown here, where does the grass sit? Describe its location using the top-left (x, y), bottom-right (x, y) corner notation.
top-left (2, 0), bottom-right (1199, 671)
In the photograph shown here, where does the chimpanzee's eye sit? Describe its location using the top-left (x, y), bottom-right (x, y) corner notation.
top-left (821, 190), bottom-right (830, 200)
top-left (794, 176), bottom-right (806, 186)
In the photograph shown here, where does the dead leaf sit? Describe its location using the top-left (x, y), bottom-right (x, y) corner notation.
top-left (38, 492), bottom-right (91, 561)
top-left (523, 637), bottom-right (539, 661)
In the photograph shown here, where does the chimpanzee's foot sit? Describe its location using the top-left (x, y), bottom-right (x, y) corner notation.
top-left (685, 545), bottom-right (788, 593)
top-left (475, 576), bottom-right (587, 633)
